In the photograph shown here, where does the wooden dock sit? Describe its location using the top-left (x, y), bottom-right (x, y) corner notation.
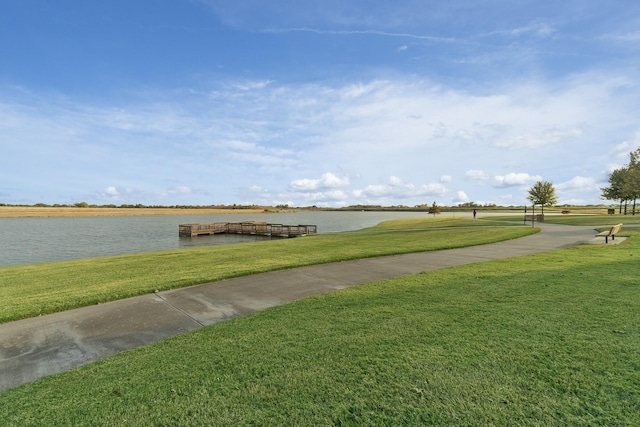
top-left (179, 221), bottom-right (318, 238)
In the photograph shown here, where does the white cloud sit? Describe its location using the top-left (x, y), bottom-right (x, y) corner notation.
top-left (98, 186), bottom-right (137, 201)
top-left (440, 175), bottom-right (452, 183)
top-left (556, 176), bottom-right (596, 191)
top-left (290, 172), bottom-right (350, 191)
top-left (465, 170), bottom-right (489, 181)
top-left (290, 178), bottom-right (323, 191)
top-left (105, 186), bottom-right (118, 196)
top-left (493, 173), bottom-right (541, 188)
top-left (352, 176), bottom-right (447, 204)
top-left (274, 188), bottom-right (350, 207)
top-left (454, 191), bottom-right (470, 204)
top-left (555, 176), bottom-right (602, 203)
top-left (296, 190), bottom-right (349, 203)
top-left (389, 176), bottom-right (404, 186)
top-left (613, 132), bottom-right (640, 162)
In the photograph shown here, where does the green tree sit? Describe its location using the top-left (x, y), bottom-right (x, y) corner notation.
top-left (601, 167), bottom-right (631, 213)
top-left (602, 147), bottom-right (640, 214)
top-left (428, 201), bottom-right (441, 216)
top-left (627, 148), bottom-right (640, 214)
top-left (527, 180), bottom-right (558, 215)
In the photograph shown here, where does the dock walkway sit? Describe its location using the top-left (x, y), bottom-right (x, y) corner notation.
top-left (0, 223), bottom-right (619, 391)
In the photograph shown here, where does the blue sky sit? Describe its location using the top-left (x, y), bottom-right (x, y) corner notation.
top-left (1, 1), bottom-right (639, 207)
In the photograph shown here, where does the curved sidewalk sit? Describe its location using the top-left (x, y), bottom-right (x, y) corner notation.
top-left (0, 223), bottom-right (616, 391)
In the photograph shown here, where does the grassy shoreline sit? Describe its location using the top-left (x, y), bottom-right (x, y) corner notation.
top-left (1, 222), bottom-right (638, 425)
top-left (0, 218), bottom-right (534, 323)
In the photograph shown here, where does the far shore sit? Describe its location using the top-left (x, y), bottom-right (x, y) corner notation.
top-left (0, 205), bottom-right (613, 218)
top-left (0, 206), bottom-right (283, 218)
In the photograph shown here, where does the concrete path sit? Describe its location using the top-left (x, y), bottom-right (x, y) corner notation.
top-left (0, 223), bottom-right (623, 391)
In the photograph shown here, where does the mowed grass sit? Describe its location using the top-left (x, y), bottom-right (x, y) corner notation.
top-left (0, 217), bottom-right (533, 323)
top-left (498, 213), bottom-right (640, 227)
top-left (1, 229), bottom-right (639, 425)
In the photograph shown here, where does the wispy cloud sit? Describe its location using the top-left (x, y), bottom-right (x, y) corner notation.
top-left (478, 21), bottom-right (558, 39)
top-left (262, 27), bottom-right (458, 43)
top-left (599, 31), bottom-right (640, 42)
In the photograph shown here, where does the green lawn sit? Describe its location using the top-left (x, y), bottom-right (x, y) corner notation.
top-left (1, 216), bottom-right (639, 424)
top-left (0, 218), bottom-right (534, 323)
top-left (1, 226), bottom-right (638, 425)
top-left (498, 212), bottom-right (640, 227)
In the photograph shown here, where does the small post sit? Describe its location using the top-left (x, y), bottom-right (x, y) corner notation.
top-left (524, 205), bottom-right (527, 225)
top-left (531, 204), bottom-right (535, 227)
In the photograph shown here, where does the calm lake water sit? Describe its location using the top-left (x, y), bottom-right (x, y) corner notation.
top-left (0, 211), bottom-right (434, 267)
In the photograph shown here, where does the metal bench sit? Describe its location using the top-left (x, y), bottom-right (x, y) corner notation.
top-left (595, 223), bottom-right (623, 243)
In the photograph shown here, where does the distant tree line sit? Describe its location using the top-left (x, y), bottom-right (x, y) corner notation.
top-left (457, 202), bottom-right (498, 208)
top-left (601, 147), bottom-right (640, 214)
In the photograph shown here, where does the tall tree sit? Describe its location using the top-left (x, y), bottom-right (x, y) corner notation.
top-left (602, 147), bottom-right (640, 214)
top-left (527, 180), bottom-right (558, 215)
top-left (628, 148), bottom-right (640, 214)
top-left (601, 167), bottom-right (630, 213)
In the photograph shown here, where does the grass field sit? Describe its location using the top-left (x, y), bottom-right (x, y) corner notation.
top-left (0, 219), bottom-right (638, 425)
top-left (494, 212), bottom-right (640, 226)
top-left (536, 214), bottom-right (640, 226)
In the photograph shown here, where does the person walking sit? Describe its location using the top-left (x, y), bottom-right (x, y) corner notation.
top-left (473, 209), bottom-right (477, 219)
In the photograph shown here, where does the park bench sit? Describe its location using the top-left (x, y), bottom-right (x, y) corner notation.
top-left (595, 223), bottom-right (623, 244)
